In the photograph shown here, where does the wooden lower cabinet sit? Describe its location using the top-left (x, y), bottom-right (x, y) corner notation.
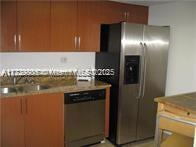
top-left (0, 97), bottom-right (25, 147)
top-left (24, 93), bottom-right (64, 147)
top-left (0, 93), bottom-right (64, 147)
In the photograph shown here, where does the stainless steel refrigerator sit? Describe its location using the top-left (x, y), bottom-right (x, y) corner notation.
top-left (95, 22), bottom-right (170, 146)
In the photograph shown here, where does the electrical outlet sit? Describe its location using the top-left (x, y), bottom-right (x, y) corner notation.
top-left (60, 57), bottom-right (67, 63)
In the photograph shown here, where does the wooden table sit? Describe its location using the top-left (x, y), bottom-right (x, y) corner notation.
top-left (154, 92), bottom-right (196, 147)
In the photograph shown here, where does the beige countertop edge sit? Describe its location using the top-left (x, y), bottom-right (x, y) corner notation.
top-left (154, 92), bottom-right (196, 113)
top-left (0, 84), bottom-right (111, 99)
top-left (154, 92), bottom-right (196, 103)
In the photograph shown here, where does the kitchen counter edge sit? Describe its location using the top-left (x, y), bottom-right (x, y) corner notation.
top-left (0, 81), bottom-right (111, 99)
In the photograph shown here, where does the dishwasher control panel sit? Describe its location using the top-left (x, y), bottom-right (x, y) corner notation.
top-left (64, 89), bottom-right (106, 104)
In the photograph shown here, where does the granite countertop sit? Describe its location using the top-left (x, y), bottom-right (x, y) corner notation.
top-left (0, 80), bottom-right (111, 98)
top-left (154, 92), bottom-right (196, 114)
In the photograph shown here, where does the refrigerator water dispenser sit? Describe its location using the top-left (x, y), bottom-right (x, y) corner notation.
top-left (124, 55), bottom-right (140, 84)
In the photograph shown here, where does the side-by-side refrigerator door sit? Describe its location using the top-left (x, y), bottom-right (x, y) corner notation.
top-left (116, 23), bottom-right (144, 145)
top-left (137, 25), bottom-right (170, 140)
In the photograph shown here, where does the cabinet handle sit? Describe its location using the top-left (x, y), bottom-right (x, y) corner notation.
top-left (14, 34), bottom-right (17, 49)
top-left (78, 36), bottom-right (81, 50)
top-left (20, 98), bottom-right (23, 114)
top-left (25, 98), bottom-right (28, 114)
top-left (74, 36), bottom-right (77, 49)
top-left (18, 34), bottom-right (21, 51)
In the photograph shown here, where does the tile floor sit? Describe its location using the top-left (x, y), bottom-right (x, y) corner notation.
top-left (91, 139), bottom-right (154, 147)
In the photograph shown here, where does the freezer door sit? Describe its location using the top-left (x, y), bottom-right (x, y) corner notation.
top-left (116, 23), bottom-right (144, 145)
top-left (137, 26), bottom-right (170, 140)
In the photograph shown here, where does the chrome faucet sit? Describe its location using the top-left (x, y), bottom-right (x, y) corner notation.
top-left (11, 75), bottom-right (23, 85)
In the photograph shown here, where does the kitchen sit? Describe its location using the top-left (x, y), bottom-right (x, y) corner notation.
top-left (0, 1), bottom-right (196, 147)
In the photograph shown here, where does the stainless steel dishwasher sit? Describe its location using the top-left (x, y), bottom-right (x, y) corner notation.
top-left (64, 89), bottom-right (106, 147)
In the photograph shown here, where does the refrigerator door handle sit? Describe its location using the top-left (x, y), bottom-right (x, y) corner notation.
top-left (138, 42), bottom-right (145, 99)
top-left (142, 42), bottom-right (148, 98)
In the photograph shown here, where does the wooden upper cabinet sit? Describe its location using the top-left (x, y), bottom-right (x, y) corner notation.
top-left (0, 1), bottom-right (148, 52)
top-left (100, 1), bottom-right (126, 24)
top-left (0, 98), bottom-right (25, 147)
top-left (17, 2), bottom-right (50, 51)
top-left (99, 1), bottom-right (148, 25)
top-left (0, 1), bottom-right (17, 52)
top-left (51, 1), bottom-right (77, 51)
top-left (24, 93), bottom-right (64, 147)
top-left (77, 1), bottom-right (102, 52)
top-left (126, 5), bottom-right (148, 24)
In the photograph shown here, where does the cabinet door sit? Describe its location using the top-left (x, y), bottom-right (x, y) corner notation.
top-left (0, 1), bottom-right (17, 51)
top-left (24, 93), bottom-right (64, 147)
top-left (51, 1), bottom-right (77, 51)
top-left (0, 98), bottom-right (25, 147)
top-left (17, 2), bottom-right (50, 51)
top-left (100, 1), bottom-right (126, 24)
top-left (78, 1), bottom-right (102, 52)
top-left (126, 5), bottom-right (148, 24)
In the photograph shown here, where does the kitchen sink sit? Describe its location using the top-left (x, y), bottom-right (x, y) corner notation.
top-left (23, 85), bottom-right (51, 92)
top-left (0, 87), bottom-right (17, 94)
top-left (0, 84), bottom-right (51, 95)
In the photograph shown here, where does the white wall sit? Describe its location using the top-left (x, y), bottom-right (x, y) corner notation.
top-left (149, 2), bottom-right (196, 96)
top-left (0, 52), bottom-right (95, 72)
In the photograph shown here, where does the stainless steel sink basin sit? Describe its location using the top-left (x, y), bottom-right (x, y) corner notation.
top-left (0, 84), bottom-right (51, 95)
top-left (0, 87), bottom-right (17, 94)
top-left (23, 85), bottom-right (51, 92)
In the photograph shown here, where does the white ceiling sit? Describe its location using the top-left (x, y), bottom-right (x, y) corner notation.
top-left (111, 0), bottom-right (195, 6)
